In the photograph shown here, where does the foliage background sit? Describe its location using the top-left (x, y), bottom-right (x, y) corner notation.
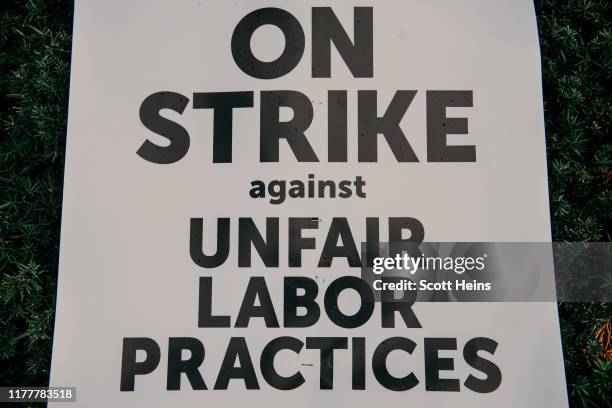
top-left (0, 0), bottom-right (610, 406)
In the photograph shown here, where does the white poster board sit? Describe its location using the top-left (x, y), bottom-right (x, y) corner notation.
top-left (51, 1), bottom-right (568, 406)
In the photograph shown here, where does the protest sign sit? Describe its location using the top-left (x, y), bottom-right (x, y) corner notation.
top-left (51, 1), bottom-right (568, 406)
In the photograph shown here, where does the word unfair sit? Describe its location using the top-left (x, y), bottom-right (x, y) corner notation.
top-left (136, 7), bottom-right (475, 165)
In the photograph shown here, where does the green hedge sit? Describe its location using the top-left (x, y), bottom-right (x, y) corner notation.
top-left (537, 1), bottom-right (611, 406)
top-left (0, 0), bottom-right (610, 406)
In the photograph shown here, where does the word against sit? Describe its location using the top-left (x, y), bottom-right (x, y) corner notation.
top-left (250, 174), bottom-right (367, 204)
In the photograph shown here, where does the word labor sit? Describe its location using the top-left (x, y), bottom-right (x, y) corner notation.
top-left (136, 7), bottom-right (476, 165)
top-left (123, 275), bottom-right (500, 394)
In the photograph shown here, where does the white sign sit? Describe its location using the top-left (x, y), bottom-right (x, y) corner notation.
top-left (51, 1), bottom-right (568, 406)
